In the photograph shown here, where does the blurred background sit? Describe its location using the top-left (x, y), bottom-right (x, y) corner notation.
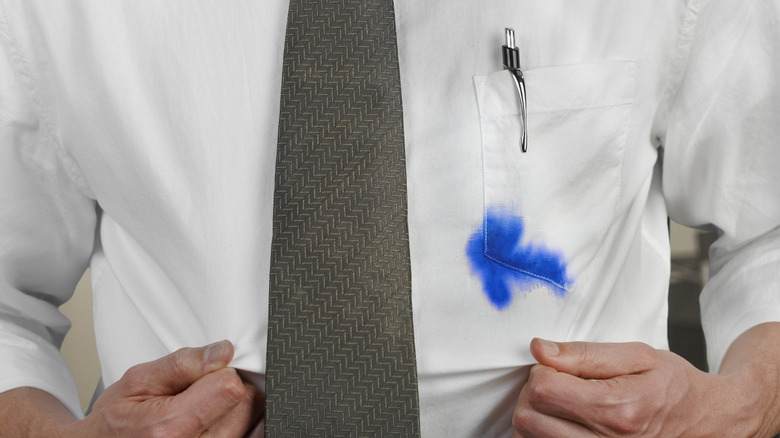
top-left (59, 221), bottom-right (715, 413)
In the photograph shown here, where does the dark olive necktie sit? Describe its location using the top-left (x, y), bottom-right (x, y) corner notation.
top-left (265, 0), bottom-right (421, 435)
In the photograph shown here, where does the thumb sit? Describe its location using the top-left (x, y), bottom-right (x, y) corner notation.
top-left (119, 340), bottom-right (235, 397)
top-left (529, 338), bottom-right (655, 379)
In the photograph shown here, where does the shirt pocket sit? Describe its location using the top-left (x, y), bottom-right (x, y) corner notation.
top-left (473, 60), bottom-right (636, 293)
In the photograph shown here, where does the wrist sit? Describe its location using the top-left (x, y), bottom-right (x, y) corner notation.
top-left (0, 387), bottom-right (80, 438)
top-left (47, 416), bottom-right (98, 438)
top-left (720, 360), bottom-right (780, 437)
top-left (28, 401), bottom-right (81, 438)
top-left (717, 322), bottom-right (780, 437)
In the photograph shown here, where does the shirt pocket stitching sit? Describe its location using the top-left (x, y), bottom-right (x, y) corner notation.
top-left (481, 218), bottom-right (572, 291)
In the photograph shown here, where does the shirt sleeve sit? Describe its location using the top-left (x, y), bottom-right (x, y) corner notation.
top-left (658, 0), bottom-right (780, 372)
top-left (0, 27), bottom-right (97, 417)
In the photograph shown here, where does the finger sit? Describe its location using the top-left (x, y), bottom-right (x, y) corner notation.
top-left (167, 367), bottom-right (246, 435)
top-left (513, 410), bottom-right (597, 438)
top-left (522, 364), bottom-right (607, 423)
top-left (530, 338), bottom-right (655, 379)
top-left (120, 340), bottom-right (235, 397)
top-left (203, 380), bottom-right (265, 438)
top-left (524, 362), bottom-right (656, 433)
top-left (514, 379), bottom-right (598, 438)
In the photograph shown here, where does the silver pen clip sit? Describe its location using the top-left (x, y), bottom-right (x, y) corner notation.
top-left (502, 28), bottom-right (527, 152)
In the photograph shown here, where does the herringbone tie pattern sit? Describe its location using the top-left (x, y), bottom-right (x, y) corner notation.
top-left (265, 0), bottom-right (420, 435)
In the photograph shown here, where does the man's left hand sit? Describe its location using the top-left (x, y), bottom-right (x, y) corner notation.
top-left (512, 339), bottom-right (757, 438)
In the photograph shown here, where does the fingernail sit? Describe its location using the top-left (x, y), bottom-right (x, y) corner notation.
top-left (204, 340), bottom-right (228, 369)
top-left (537, 339), bottom-right (559, 357)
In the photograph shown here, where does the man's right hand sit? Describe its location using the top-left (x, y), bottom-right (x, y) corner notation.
top-left (0, 340), bottom-right (265, 437)
top-left (80, 340), bottom-right (265, 437)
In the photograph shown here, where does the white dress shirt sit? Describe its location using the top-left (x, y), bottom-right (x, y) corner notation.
top-left (1, 1), bottom-right (779, 436)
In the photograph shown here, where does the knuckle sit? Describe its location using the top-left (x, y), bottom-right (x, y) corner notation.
top-left (120, 363), bottom-right (149, 393)
top-left (527, 381), bottom-right (546, 406)
top-left (146, 423), bottom-right (178, 438)
top-left (154, 403), bottom-right (200, 438)
top-left (609, 403), bottom-right (645, 434)
top-left (631, 341), bottom-right (652, 353)
top-left (99, 403), bottom-right (131, 435)
top-left (578, 341), bottom-right (593, 364)
top-left (526, 368), bottom-right (552, 407)
top-left (221, 370), bottom-right (246, 402)
top-left (122, 363), bottom-right (145, 383)
top-left (629, 342), bottom-right (656, 363)
top-left (511, 406), bottom-right (535, 434)
top-left (186, 402), bottom-right (217, 434)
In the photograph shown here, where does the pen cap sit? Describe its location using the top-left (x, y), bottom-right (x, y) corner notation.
top-left (502, 45), bottom-right (520, 70)
top-left (502, 28), bottom-right (520, 69)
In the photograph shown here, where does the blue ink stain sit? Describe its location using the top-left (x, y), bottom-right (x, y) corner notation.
top-left (466, 206), bottom-right (572, 309)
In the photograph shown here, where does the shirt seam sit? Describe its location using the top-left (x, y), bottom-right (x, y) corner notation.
top-left (613, 61), bottom-right (637, 216)
top-left (0, 3), bottom-right (95, 199)
top-left (655, 0), bottom-right (707, 145)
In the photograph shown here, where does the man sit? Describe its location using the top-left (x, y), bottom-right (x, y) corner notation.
top-left (0, 0), bottom-right (778, 436)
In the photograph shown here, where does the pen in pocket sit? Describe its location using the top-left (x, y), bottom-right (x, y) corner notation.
top-left (502, 27), bottom-right (527, 152)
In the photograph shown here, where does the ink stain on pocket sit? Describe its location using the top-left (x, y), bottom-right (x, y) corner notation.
top-left (467, 206), bottom-right (571, 309)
